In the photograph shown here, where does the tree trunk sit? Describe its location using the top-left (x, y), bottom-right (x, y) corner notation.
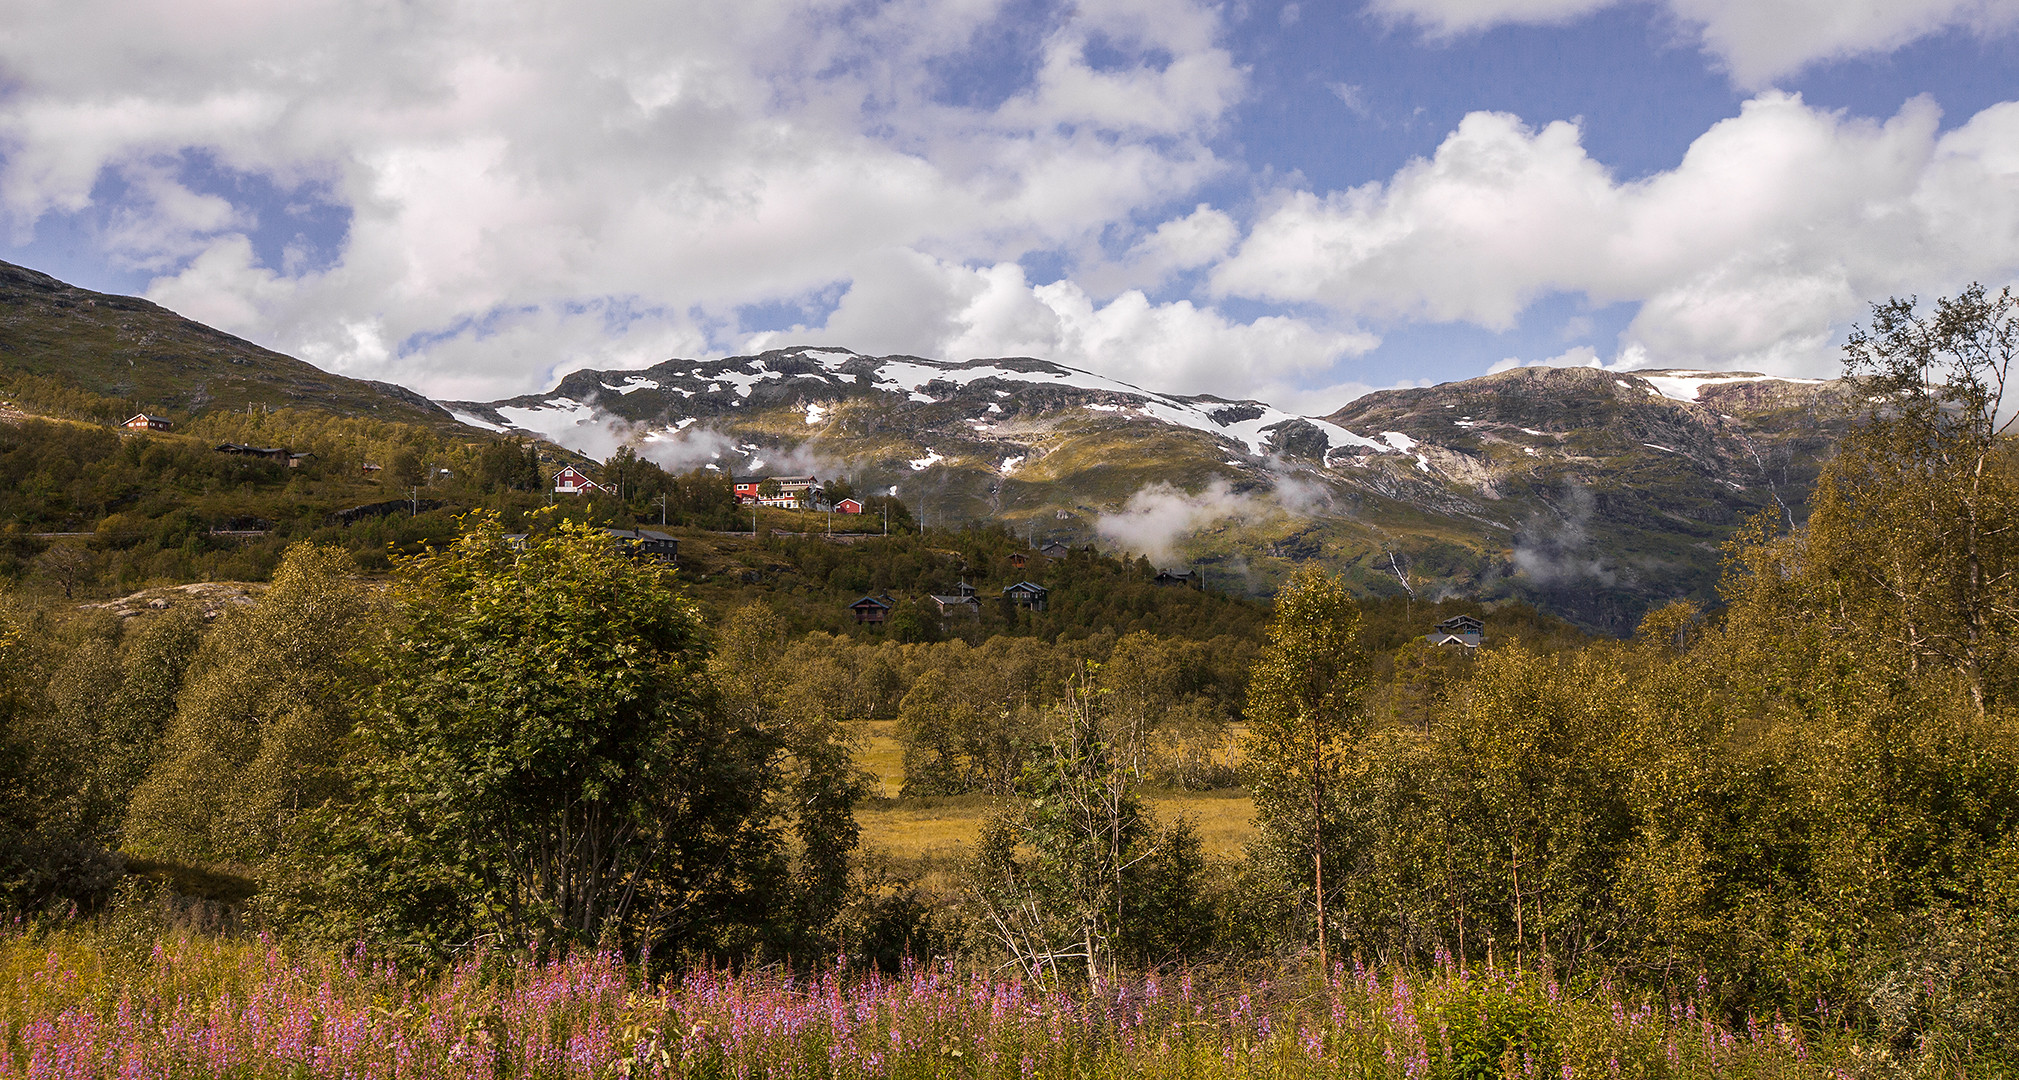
top-left (1312, 734), bottom-right (1328, 974)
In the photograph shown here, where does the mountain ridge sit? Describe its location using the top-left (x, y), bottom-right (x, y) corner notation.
top-left (0, 258), bottom-right (1853, 632)
top-left (452, 345), bottom-right (1852, 631)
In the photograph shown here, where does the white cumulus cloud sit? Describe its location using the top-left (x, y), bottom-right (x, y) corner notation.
top-left (1214, 92), bottom-right (2019, 378)
top-left (0, 0), bottom-right (1268, 400)
top-left (745, 248), bottom-right (1377, 402)
top-left (1369, 0), bottom-right (2019, 86)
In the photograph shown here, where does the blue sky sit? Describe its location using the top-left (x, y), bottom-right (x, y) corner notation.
top-left (2, 0), bottom-right (2015, 410)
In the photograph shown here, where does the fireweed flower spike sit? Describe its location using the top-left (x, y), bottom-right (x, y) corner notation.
top-left (0, 930), bottom-right (1851, 1079)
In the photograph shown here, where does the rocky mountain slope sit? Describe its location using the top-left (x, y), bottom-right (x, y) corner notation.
top-left (0, 260), bottom-right (460, 431)
top-left (451, 348), bottom-right (1853, 632)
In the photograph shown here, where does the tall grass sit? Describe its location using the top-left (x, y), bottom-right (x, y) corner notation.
top-left (1, 927), bottom-right (1844, 1079)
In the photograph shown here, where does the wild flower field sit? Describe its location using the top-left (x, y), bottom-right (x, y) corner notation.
top-left (0, 928), bottom-right (1850, 1080)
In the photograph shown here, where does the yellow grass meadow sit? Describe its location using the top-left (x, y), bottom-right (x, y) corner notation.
top-left (849, 722), bottom-right (1257, 874)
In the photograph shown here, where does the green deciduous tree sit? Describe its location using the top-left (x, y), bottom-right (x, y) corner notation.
top-left (1245, 567), bottom-right (1369, 971)
top-left (1816, 283), bottom-right (2019, 711)
top-left (0, 603), bottom-right (125, 912)
top-left (45, 608), bottom-right (204, 848)
top-left (477, 438), bottom-right (542, 493)
top-left (124, 544), bottom-right (373, 868)
top-left (966, 675), bottom-right (1207, 985)
top-left (284, 515), bottom-right (847, 959)
top-left (708, 603), bottom-right (866, 948)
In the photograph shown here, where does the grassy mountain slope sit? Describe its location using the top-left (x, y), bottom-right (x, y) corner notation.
top-left (0, 260), bottom-right (460, 431)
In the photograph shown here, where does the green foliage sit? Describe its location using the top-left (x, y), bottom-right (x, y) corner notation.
top-left (123, 543), bottom-right (374, 868)
top-left (0, 372), bottom-right (132, 425)
top-left (886, 629), bottom-right (1251, 798)
top-left (1098, 630), bottom-right (1247, 788)
top-left (44, 607), bottom-right (203, 848)
top-left (1245, 567), bottom-right (1369, 965)
top-left (275, 514), bottom-right (853, 960)
top-left (477, 438), bottom-right (543, 492)
top-left (965, 677), bottom-right (1211, 981)
top-left (1430, 975), bottom-right (1558, 1080)
top-left (1771, 282), bottom-right (2019, 713)
top-left (707, 603), bottom-right (866, 946)
top-left (0, 602), bottom-right (126, 912)
top-left (898, 637), bottom-right (1064, 797)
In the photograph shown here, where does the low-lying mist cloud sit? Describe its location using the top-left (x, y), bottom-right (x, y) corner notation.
top-left (1097, 472), bottom-right (1336, 564)
top-left (501, 397), bottom-right (846, 479)
top-left (1098, 481), bottom-right (1262, 564)
top-left (1511, 482), bottom-right (1617, 586)
top-left (638, 426), bottom-right (743, 473)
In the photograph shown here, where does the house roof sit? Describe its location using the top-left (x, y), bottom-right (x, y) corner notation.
top-left (127, 413), bottom-right (171, 423)
top-left (1004, 581), bottom-right (1049, 595)
top-left (603, 527), bottom-right (677, 543)
top-left (848, 594), bottom-right (894, 610)
top-left (1435, 615), bottom-right (1484, 633)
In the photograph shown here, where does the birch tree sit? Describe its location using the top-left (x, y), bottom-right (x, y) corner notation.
top-left (1245, 568), bottom-right (1369, 973)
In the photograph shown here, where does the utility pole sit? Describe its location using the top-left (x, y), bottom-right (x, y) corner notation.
top-left (660, 493), bottom-right (667, 527)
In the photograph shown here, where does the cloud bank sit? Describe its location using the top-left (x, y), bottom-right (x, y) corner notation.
top-left (1369, 0), bottom-right (2019, 87)
top-left (0, 0), bottom-right (1306, 400)
top-left (1214, 92), bottom-right (2019, 379)
top-left (2, 0), bottom-right (2016, 408)
top-left (1096, 473), bottom-right (1338, 564)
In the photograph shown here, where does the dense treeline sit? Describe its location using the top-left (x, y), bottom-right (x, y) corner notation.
top-left (0, 406), bottom-right (744, 590)
top-left (1235, 286), bottom-right (2019, 1066)
top-left (702, 524), bottom-right (1271, 644)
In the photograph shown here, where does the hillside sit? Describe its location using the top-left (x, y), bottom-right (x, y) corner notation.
top-left (0, 254), bottom-right (1857, 632)
top-left (452, 347), bottom-right (1853, 632)
top-left (0, 260), bottom-right (461, 431)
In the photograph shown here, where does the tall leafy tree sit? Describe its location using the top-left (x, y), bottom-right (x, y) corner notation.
top-left (1818, 283), bottom-right (2019, 711)
top-left (966, 675), bottom-right (1206, 985)
top-left (0, 604), bottom-right (122, 912)
top-left (295, 514), bottom-right (831, 958)
top-left (124, 543), bottom-right (373, 867)
top-left (1245, 567), bottom-right (1369, 971)
top-left (708, 603), bottom-right (865, 946)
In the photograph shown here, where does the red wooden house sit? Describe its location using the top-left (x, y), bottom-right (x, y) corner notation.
top-left (552, 466), bottom-right (604, 494)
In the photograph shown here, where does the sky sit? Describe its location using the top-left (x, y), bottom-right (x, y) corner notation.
top-left (2, 0), bottom-right (2016, 413)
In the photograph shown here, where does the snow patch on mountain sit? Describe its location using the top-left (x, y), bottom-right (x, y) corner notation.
top-left (1639, 371), bottom-right (1826, 402)
top-left (449, 409), bottom-right (506, 432)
